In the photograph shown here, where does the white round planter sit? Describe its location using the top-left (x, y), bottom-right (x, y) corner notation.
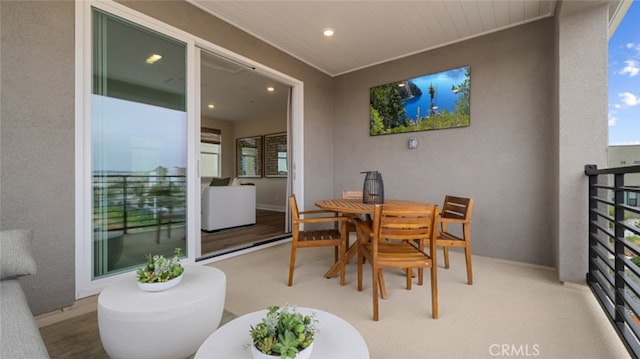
top-left (250, 342), bottom-right (313, 359)
top-left (137, 274), bottom-right (183, 292)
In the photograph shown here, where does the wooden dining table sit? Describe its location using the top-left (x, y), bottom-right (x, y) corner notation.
top-left (315, 198), bottom-right (430, 278)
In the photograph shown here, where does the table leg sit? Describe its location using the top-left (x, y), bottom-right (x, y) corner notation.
top-left (323, 214), bottom-right (371, 280)
top-left (324, 243), bottom-right (358, 278)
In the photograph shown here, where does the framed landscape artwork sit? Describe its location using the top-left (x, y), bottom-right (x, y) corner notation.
top-left (369, 65), bottom-right (470, 136)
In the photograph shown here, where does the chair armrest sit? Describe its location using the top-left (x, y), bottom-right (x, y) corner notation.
top-left (299, 209), bottom-right (338, 216)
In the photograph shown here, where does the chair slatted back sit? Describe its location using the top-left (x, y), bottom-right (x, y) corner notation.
top-left (342, 190), bottom-right (363, 200)
top-left (441, 196), bottom-right (473, 222)
top-left (290, 194), bottom-right (301, 224)
top-left (375, 204), bottom-right (438, 245)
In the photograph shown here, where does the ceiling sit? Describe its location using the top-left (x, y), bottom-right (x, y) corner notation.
top-left (190, 0), bottom-right (561, 77)
top-left (199, 51), bottom-right (289, 121)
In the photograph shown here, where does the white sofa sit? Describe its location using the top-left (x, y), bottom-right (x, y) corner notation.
top-left (201, 185), bottom-right (256, 231)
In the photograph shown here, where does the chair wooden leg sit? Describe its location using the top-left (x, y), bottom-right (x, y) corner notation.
top-left (431, 267), bottom-right (438, 319)
top-left (405, 268), bottom-right (412, 290)
top-left (372, 265), bottom-right (379, 321)
top-left (379, 270), bottom-right (387, 299)
top-left (357, 249), bottom-right (363, 291)
top-left (443, 246), bottom-right (450, 269)
top-left (465, 245), bottom-right (473, 285)
top-left (339, 234), bottom-right (346, 286)
top-left (403, 268), bottom-right (417, 292)
top-left (430, 266), bottom-right (438, 319)
top-left (288, 246), bottom-right (297, 286)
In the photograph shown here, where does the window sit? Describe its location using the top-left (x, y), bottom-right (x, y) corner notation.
top-left (200, 127), bottom-right (221, 177)
top-left (278, 150), bottom-right (287, 173)
top-left (200, 142), bottom-right (221, 177)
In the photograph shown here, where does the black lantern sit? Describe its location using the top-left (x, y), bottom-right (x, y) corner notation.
top-left (361, 171), bottom-right (384, 204)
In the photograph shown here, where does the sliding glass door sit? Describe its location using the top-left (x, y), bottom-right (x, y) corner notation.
top-left (78, 1), bottom-right (303, 297)
top-left (91, 8), bottom-right (188, 278)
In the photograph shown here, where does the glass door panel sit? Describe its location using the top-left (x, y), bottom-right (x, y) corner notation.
top-left (92, 9), bottom-right (187, 278)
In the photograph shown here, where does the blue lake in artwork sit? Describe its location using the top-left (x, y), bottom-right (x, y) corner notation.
top-left (402, 67), bottom-right (468, 121)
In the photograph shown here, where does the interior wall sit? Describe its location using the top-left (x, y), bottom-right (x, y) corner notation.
top-left (233, 114), bottom-right (287, 211)
top-left (333, 19), bottom-right (556, 267)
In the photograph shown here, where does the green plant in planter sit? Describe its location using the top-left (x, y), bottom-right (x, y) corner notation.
top-left (249, 305), bottom-right (318, 359)
top-left (136, 248), bottom-right (184, 283)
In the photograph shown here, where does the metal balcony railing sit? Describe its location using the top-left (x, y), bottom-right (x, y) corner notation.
top-left (92, 174), bottom-right (186, 233)
top-left (585, 164), bottom-right (640, 359)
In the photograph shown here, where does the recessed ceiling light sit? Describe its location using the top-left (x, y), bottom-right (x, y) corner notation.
top-left (267, 87), bottom-right (275, 92)
top-left (208, 104), bottom-right (215, 109)
top-left (146, 54), bottom-right (162, 64)
top-left (323, 28), bottom-right (335, 37)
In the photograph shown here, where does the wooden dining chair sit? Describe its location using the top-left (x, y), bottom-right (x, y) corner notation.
top-left (435, 195), bottom-right (474, 284)
top-left (341, 190), bottom-right (363, 200)
top-left (288, 195), bottom-right (349, 286)
top-left (356, 203), bottom-right (439, 321)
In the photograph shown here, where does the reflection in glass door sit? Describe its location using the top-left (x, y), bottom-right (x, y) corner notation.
top-left (92, 9), bottom-right (187, 278)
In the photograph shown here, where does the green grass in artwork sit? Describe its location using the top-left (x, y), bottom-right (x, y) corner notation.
top-left (371, 111), bottom-right (470, 135)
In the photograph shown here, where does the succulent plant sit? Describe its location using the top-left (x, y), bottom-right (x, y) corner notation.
top-left (136, 248), bottom-right (184, 283)
top-left (249, 305), bottom-right (318, 359)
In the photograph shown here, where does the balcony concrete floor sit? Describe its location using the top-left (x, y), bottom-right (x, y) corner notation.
top-left (210, 241), bottom-right (632, 359)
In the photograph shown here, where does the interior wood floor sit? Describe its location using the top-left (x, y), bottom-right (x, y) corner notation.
top-left (40, 310), bottom-right (238, 359)
top-left (200, 209), bottom-right (287, 257)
